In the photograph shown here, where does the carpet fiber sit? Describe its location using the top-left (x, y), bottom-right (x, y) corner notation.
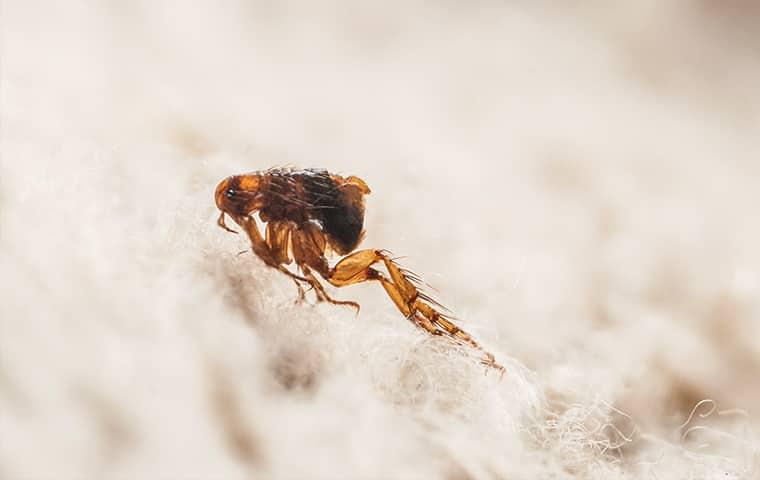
top-left (2, 2), bottom-right (759, 478)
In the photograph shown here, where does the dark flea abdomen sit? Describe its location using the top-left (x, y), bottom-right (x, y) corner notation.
top-left (259, 168), bottom-right (366, 254)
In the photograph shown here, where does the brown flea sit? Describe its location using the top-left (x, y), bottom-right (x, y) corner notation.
top-left (215, 167), bottom-right (504, 374)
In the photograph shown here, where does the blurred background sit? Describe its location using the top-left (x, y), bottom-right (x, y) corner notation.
top-left (1, 1), bottom-right (759, 478)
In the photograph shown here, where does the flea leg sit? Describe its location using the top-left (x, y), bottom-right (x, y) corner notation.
top-left (233, 215), bottom-right (311, 299)
top-left (324, 249), bottom-right (505, 374)
top-left (265, 221), bottom-right (293, 266)
top-left (264, 221), bottom-right (307, 301)
top-left (217, 212), bottom-right (238, 234)
top-left (283, 271), bottom-right (307, 301)
top-left (289, 225), bottom-right (360, 311)
top-left (301, 266), bottom-right (361, 313)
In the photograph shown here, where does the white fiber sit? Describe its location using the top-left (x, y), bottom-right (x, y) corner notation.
top-left (2, 1), bottom-right (759, 479)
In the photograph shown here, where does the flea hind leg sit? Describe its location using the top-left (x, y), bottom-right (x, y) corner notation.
top-left (324, 249), bottom-right (505, 374)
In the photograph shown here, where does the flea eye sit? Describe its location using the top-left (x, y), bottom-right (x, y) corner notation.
top-left (226, 188), bottom-right (236, 199)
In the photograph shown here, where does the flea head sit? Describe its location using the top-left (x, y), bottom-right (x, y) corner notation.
top-left (215, 174), bottom-right (265, 215)
top-left (215, 174), bottom-right (264, 233)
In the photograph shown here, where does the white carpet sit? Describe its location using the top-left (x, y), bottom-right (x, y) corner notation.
top-left (2, 1), bottom-right (759, 478)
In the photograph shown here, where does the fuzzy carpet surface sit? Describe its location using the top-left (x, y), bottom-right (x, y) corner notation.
top-left (2, 1), bottom-right (760, 479)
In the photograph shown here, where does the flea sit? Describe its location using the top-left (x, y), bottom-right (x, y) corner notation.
top-left (215, 167), bottom-right (504, 374)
